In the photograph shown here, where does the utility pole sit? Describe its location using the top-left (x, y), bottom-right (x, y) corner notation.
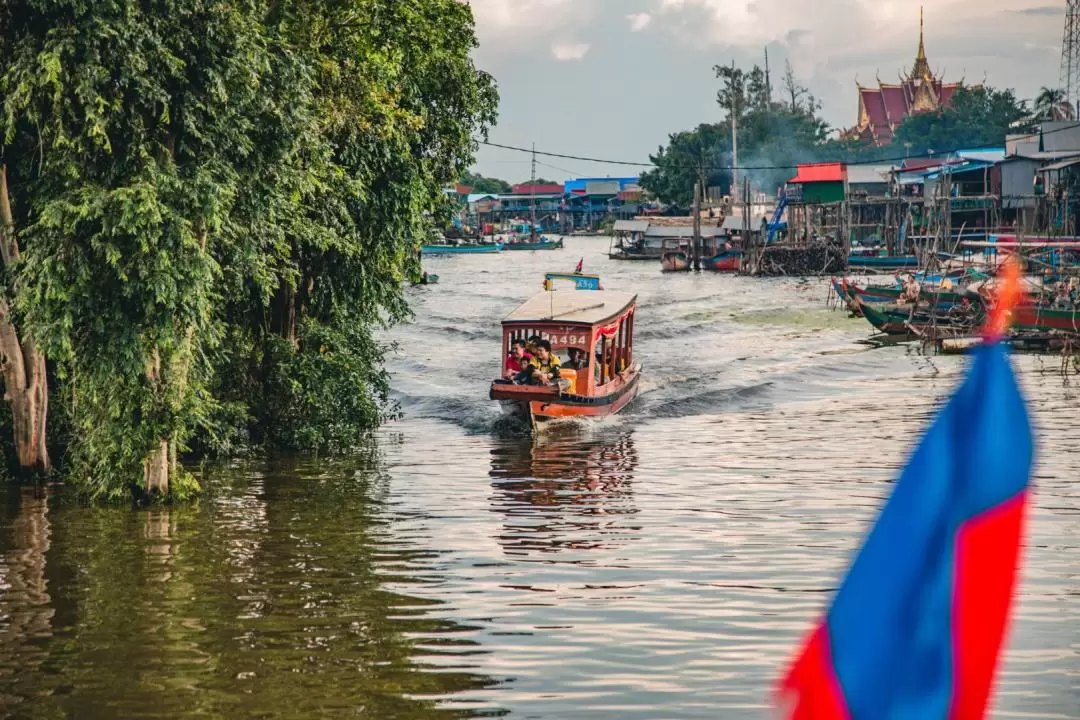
top-left (1061, 1), bottom-right (1080, 113)
top-left (692, 181), bottom-right (702, 271)
top-left (730, 58), bottom-right (739, 205)
top-left (529, 142), bottom-right (538, 241)
top-left (764, 47), bottom-right (772, 107)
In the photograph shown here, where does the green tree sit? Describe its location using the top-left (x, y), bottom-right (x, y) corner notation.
top-left (1034, 87), bottom-right (1073, 121)
top-left (643, 63), bottom-right (831, 203)
top-left (893, 86), bottom-right (1031, 154)
top-left (461, 172), bottom-right (511, 194)
top-left (2, 0), bottom-right (273, 497)
top-left (212, 0), bottom-right (497, 458)
top-left (639, 124), bottom-right (731, 206)
top-left (0, 0), bottom-right (497, 501)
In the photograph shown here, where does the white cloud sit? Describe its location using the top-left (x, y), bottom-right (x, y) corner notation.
top-left (628, 13), bottom-right (653, 32)
top-left (552, 42), bottom-right (591, 61)
top-left (468, 0), bottom-right (574, 31)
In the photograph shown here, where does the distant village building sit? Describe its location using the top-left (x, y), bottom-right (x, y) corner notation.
top-left (841, 8), bottom-right (964, 146)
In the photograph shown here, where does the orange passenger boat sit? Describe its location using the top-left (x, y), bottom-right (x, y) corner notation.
top-left (489, 289), bottom-right (641, 427)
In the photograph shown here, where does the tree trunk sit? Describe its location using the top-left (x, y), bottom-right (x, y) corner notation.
top-left (143, 439), bottom-right (170, 496)
top-left (0, 166), bottom-right (49, 474)
top-left (140, 228), bottom-right (206, 499)
top-left (271, 282), bottom-right (298, 348)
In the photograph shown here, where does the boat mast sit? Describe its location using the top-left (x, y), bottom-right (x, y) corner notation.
top-left (530, 142), bottom-right (538, 242)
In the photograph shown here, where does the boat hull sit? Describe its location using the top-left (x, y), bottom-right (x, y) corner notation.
top-left (856, 298), bottom-right (981, 337)
top-left (490, 366), bottom-right (641, 425)
top-left (504, 239), bottom-right (564, 251)
top-left (704, 250), bottom-right (742, 272)
top-left (610, 248), bottom-right (663, 260)
top-left (847, 254), bottom-right (920, 269)
top-left (661, 252), bottom-right (690, 272)
top-left (422, 243), bottom-right (504, 254)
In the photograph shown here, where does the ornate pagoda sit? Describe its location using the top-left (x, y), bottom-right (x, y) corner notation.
top-left (841, 8), bottom-right (963, 145)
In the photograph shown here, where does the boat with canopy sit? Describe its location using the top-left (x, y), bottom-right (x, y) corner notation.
top-left (489, 289), bottom-right (641, 427)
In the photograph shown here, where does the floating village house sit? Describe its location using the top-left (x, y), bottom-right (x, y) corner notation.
top-left (784, 162), bottom-right (849, 248)
top-left (840, 8), bottom-right (963, 146)
top-left (499, 183), bottom-right (565, 229)
top-left (562, 178), bottom-right (642, 232)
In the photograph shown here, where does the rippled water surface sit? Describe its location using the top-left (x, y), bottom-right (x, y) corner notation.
top-left (1, 236), bottom-right (1078, 718)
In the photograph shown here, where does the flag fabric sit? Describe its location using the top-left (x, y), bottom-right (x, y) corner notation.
top-left (779, 264), bottom-right (1033, 718)
top-left (574, 257), bottom-right (583, 274)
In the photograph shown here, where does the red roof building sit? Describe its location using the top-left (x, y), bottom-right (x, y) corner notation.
top-left (840, 8), bottom-right (964, 146)
top-left (509, 183), bottom-right (565, 196)
top-left (789, 162), bottom-right (847, 184)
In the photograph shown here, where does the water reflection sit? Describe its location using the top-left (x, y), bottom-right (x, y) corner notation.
top-left (489, 427), bottom-right (641, 558)
top-left (0, 460), bottom-right (502, 719)
top-left (0, 487), bottom-right (54, 706)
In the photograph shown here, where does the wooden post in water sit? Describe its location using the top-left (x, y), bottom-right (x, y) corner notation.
top-left (692, 181), bottom-right (702, 271)
top-left (743, 178), bottom-right (750, 245)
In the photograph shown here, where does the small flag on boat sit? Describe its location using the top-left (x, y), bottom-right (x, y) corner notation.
top-left (574, 257), bottom-right (583, 274)
top-left (778, 258), bottom-right (1033, 719)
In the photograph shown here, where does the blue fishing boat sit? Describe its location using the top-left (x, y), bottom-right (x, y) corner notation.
top-left (421, 242), bottom-right (504, 255)
top-left (703, 248), bottom-right (743, 273)
top-left (504, 236), bottom-right (564, 251)
top-left (846, 253), bottom-right (920, 270)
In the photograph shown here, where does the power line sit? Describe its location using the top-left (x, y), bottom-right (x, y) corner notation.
top-left (480, 123), bottom-right (1071, 173)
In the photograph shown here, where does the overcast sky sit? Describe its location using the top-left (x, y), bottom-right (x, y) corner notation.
top-left (466, 0), bottom-right (1063, 182)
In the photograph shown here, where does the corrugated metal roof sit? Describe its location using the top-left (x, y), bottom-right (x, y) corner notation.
top-left (613, 220), bottom-right (649, 232)
top-left (467, 193), bottom-right (498, 203)
top-left (789, 162), bottom-right (846, 184)
top-left (1008, 150), bottom-right (1080, 161)
top-left (644, 225), bottom-right (727, 238)
top-left (954, 149), bottom-right (1005, 164)
top-left (1038, 157), bottom-right (1080, 172)
top-left (563, 177), bottom-right (640, 194)
top-left (504, 290), bottom-right (637, 324)
top-left (721, 214), bottom-right (769, 231)
top-left (846, 163), bottom-right (895, 185)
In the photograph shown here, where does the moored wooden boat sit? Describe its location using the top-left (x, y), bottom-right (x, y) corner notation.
top-left (422, 242), bottom-right (503, 255)
top-left (855, 297), bottom-right (980, 337)
top-left (661, 251), bottom-right (690, 272)
top-left (847, 253), bottom-right (920, 270)
top-left (489, 290), bottom-right (641, 427)
top-left (504, 236), bottom-right (564, 251)
top-left (703, 249), bottom-right (743, 272)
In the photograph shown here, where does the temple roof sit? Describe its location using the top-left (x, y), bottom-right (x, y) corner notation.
top-left (842, 6), bottom-right (964, 146)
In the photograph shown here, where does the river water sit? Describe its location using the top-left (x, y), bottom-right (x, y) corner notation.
top-left (0, 236), bottom-right (1077, 718)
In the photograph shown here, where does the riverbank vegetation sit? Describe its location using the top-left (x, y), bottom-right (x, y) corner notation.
top-left (641, 61), bottom-right (1034, 206)
top-left (0, 0), bottom-right (497, 501)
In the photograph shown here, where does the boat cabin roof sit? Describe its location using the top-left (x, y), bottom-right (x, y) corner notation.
top-left (504, 290), bottom-right (636, 326)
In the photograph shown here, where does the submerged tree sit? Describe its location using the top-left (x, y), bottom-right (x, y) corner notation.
top-left (0, 0), bottom-right (497, 501)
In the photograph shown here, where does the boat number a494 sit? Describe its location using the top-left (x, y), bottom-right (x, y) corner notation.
top-left (541, 332), bottom-right (587, 346)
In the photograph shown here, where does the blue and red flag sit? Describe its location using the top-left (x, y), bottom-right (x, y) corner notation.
top-left (778, 260), bottom-right (1034, 719)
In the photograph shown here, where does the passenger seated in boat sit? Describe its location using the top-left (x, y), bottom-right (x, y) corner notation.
top-left (526, 334), bottom-right (542, 356)
top-left (899, 277), bottom-right (921, 304)
top-left (503, 339), bottom-right (532, 380)
top-left (520, 340), bottom-right (561, 386)
top-left (563, 348), bottom-right (587, 370)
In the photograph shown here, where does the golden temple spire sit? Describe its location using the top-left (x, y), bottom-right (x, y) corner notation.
top-left (910, 6), bottom-right (932, 80)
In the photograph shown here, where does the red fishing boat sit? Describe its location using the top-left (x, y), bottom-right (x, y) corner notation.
top-left (489, 289), bottom-right (641, 427)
